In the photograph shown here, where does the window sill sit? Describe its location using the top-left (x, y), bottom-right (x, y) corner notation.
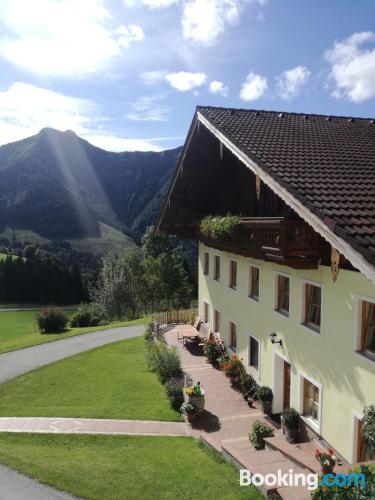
top-left (228, 346), bottom-right (237, 354)
top-left (354, 350), bottom-right (375, 365)
top-left (249, 295), bottom-right (259, 304)
top-left (301, 415), bottom-right (320, 435)
top-left (213, 278), bottom-right (220, 283)
top-left (274, 308), bottom-right (289, 319)
top-left (300, 323), bottom-right (321, 336)
top-left (228, 287), bottom-right (237, 293)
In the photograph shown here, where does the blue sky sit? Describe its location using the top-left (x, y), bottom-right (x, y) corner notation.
top-left (0, 0), bottom-right (374, 151)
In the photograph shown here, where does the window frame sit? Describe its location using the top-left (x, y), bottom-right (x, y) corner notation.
top-left (229, 320), bottom-right (237, 353)
top-left (203, 300), bottom-right (210, 325)
top-left (214, 254), bottom-right (221, 282)
top-left (300, 279), bottom-right (323, 336)
top-left (249, 264), bottom-right (260, 302)
top-left (298, 371), bottom-right (322, 434)
top-left (213, 309), bottom-right (220, 334)
top-left (248, 334), bottom-right (260, 376)
top-left (203, 251), bottom-right (210, 276)
top-left (229, 259), bottom-right (237, 291)
top-left (355, 295), bottom-right (375, 363)
top-left (274, 272), bottom-right (290, 318)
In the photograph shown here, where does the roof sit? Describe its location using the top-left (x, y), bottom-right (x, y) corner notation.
top-left (197, 106), bottom-right (375, 267)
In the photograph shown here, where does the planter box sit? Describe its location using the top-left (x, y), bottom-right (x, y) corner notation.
top-left (188, 393), bottom-right (205, 412)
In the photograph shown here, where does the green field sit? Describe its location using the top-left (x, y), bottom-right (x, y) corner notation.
top-left (0, 309), bottom-right (148, 353)
top-left (0, 336), bottom-right (181, 421)
top-left (0, 252), bottom-right (20, 262)
top-left (0, 434), bottom-right (260, 500)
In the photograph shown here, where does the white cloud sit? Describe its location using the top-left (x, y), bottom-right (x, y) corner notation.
top-left (276, 65), bottom-right (311, 100)
top-left (165, 71), bottom-right (206, 91)
top-left (124, 0), bottom-right (178, 7)
top-left (0, 82), bottom-right (167, 152)
top-left (239, 72), bottom-right (267, 101)
top-left (324, 31), bottom-right (375, 103)
top-left (126, 96), bottom-right (169, 121)
top-left (209, 80), bottom-right (229, 97)
top-left (0, 0), bottom-right (145, 77)
top-left (140, 70), bottom-right (168, 85)
top-left (181, 0), bottom-right (264, 46)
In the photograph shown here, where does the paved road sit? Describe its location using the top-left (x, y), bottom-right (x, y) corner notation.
top-left (0, 324), bottom-right (145, 384)
top-left (0, 464), bottom-right (77, 500)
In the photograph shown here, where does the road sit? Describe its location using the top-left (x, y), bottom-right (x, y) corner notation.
top-left (0, 324), bottom-right (145, 384)
top-left (0, 324), bottom-right (145, 499)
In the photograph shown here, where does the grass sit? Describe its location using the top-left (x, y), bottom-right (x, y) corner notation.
top-left (0, 252), bottom-right (20, 262)
top-left (0, 336), bottom-right (181, 421)
top-left (0, 434), bottom-right (261, 500)
top-left (0, 309), bottom-right (148, 353)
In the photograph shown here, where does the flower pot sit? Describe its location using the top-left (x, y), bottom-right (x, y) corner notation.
top-left (321, 464), bottom-right (335, 475)
top-left (187, 413), bottom-right (197, 423)
top-left (188, 394), bottom-right (205, 412)
top-left (285, 425), bottom-right (299, 443)
top-left (260, 400), bottom-right (272, 416)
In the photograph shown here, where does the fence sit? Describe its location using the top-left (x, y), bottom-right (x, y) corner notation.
top-left (152, 308), bottom-right (197, 327)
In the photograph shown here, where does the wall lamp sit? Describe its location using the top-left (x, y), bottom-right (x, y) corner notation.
top-left (270, 332), bottom-right (282, 347)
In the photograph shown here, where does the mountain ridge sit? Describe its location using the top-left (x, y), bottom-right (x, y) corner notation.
top-left (0, 128), bottom-right (181, 251)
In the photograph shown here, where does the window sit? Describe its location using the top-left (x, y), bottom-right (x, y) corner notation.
top-left (229, 260), bottom-right (237, 290)
top-left (214, 255), bottom-right (220, 281)
top-left (304, 283), bottom-right (321, 331)
top-left (229, 321), bottom-right (237, 352)
top-left (249, 336), bottom-right (259, 372)
top-left (204, 302), bottom-right (209, 324)
top-left (360, 300), bottom-right (375, 359)
top-left (303, 378), bottom-right (320, 423)
top-left (214, 310), bottom-right (220, 333)
top-left (203, 252), bottom-right (209, 276)
top-left (249, 266), bottom-right (260, 301)
top-left (276, 274), bottom-right (290, 316)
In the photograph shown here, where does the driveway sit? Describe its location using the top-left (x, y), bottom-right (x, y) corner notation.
top-left (0, 324), bottom-right (145, 384)
top-left (0, 463), bottom-right (77, 500)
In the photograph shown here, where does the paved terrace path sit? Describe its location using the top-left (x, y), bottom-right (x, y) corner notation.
top-left (0, 324), bottom-right (145, 383)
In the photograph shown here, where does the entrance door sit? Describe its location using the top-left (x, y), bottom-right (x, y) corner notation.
top-left (283, 361), bottom-right (291, 409)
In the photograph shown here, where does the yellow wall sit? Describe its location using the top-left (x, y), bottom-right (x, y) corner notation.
top-left (198, 242), bottom-right (375, 462)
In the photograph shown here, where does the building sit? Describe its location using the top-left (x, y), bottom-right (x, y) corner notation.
top-left (156, 106), bottom-right (375, 464)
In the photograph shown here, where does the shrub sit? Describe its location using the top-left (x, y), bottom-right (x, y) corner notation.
top-left (165, 379), bottom-right (184, 411)
top-left (363, 405), bottom-right (375, 449)
top-left (203, 338), bottom-right (225, 365)
top-left (218, 353), bottom-right (230, 370)
top-left (249, 420), bottom-right (275, 450)
top-left (224, 356), bottom-right (246, 388)
top-left (144, 323), bottom-right (154, 343)
top-left (146, 341), bottom-right (183, 384)
top-left (37, 308), bottom-right (68, 333)
top-left (70, 303), bottom-right (103, 328)
top-left (180, 402), bottom-right (198, 415)
top-left (200, 214), bottom-right (241, 239)
top-left (257, 386), bottom-right (273, 402)
top-left (311, 464), bottom-right (375, 499)
top-left (241, 374), bottom-right (256, 394)
top-left (282, 407), bottom-right (300, 429)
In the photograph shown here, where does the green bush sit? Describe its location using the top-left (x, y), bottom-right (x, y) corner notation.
top-left (37, 308), bottom-right (68, 334)
top-left (165, 379), bottom-right (184, 411)
top-left (249, 420), bottom-right (274, 450)
top-left (70, 303), bottom-right (103, 328)
top-left (203, 339), bottom-right (225, 365)
top-left (200, 214), bottom-right (240, 239)
top-left (363, 405), bottom-right (375, 449)
top-left (144, 323), bottom-right (154, 343)
top-left (146, 341), bottom-right (183, 384)
top-left (282, 407), bottom-right (300, 429)
top-left (311, 464), bottom-right (375, 499)
top-left (257, 386), bottom-right (273, 402)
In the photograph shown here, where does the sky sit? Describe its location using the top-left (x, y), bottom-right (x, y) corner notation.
top-left (0, 0), bottom-right (374, 152)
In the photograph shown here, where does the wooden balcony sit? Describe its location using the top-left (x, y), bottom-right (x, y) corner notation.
top-left (199, 217), bottom-right (320, 269)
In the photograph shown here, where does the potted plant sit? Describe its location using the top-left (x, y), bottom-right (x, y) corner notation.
top-left (180, 402), bottom-right (198, 422)
top-left (282, 407), bottom-right (300, 443)
top-left (224, 356), bottom-right (246, 388)
top-left (218, 353), bottom-right (230, 370)
top-left (241, 373), bottom-right (256, 399)
top-left (203, 338), bottom-right (225, 366)
top-left (257, 386), bottom-right (273, 415)
top-left (362, 405), bottom-right (375, 455)
top-left (315, 448), bottom-right (336, 474)
top-left (249, 420), bottom-right (275, 450)
top-left (185, 382), bottom-right (205, 411)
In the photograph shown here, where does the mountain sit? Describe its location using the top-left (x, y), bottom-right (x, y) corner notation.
top-left (0, 128), bottom-right (181, 253)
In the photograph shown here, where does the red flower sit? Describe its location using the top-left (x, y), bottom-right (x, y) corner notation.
top-left (328, 448), bottom-right (334, 455)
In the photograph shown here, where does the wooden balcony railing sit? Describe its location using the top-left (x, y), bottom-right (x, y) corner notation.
top-left (199, 217), bottom-right (320, 269)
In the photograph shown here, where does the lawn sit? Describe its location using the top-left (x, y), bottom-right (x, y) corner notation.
top-left (0, 252), bottom-right (20, 262)
top-left (0, 336), bottom-right (181, 421)
top-left (0, 434), bottom-right (261, 500)
top-left (0, 309), bottom-right (148, 353)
